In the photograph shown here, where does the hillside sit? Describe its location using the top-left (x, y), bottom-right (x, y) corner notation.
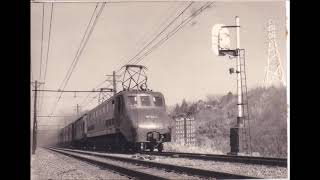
top-left (169, 86), bottom-right (287, 158)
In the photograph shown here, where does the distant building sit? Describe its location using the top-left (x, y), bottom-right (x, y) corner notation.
top-left (173, 114), bottom-right (196, 145)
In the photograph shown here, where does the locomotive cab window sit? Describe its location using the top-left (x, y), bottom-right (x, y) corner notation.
top-left (153, 96), bottom-right (163, 106)
top-left (127, 96), bottom-right (137, 106)
top-left (140, 96), bottom-right (151, 106)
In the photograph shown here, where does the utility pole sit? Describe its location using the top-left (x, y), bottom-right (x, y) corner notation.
top-left (74, 104), bottom-right (80, 118)
top-left (113, 71), bottom-right (117, 96)
top-left (106, 71), bottom-right (121, 96)
top-left (77, 104), bottom-right (80, 117)
top-left (32, 80), bottom-right (44, 154)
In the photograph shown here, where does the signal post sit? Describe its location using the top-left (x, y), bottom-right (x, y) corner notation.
top-left (212, 16), bottom-right (252, 155)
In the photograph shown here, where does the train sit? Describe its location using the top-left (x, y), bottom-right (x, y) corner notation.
top-left (57, 89), bottom-right (172, 152)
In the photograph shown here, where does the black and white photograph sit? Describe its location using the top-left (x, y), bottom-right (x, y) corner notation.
top-left (30, 0), bottom-right (289, 179)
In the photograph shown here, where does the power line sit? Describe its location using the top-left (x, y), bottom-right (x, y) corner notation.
top-left (36, 4), bottom-right (45, 114)
top-left (38, 116), bottom-right (73, 117)
top-left (33, 89), bottom-right (113, 92)
top-left (78, 3), bottom-right (186, 106)
top-left (39, 4), bottom-right (45, 80)
top-left (133, 2), bottom-right (214, 65)
top-left (31, 0), bottom-right (181, 3)
top-left (49, 3), bottom-right (99, 112)
top-left (39, 3), bottom-right (55, 114)
top-left (80, 2), bottom-right (202, 109)
top-left (131, 2), bottom-right (184, 58)
top-left (57, 3), bottom-right (99, 91)
top-left (48, 3), bottom-right (106, 120)
top-left (43, 3), bottom-right (54, 83)
top-left (123, 2), bottom-right (194, 67)
top-left (79, 3), bottom-right (194, 108)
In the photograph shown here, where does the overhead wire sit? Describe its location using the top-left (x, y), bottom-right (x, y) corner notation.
top-left (132, 2), bottom-right (214, 65)
top-left (36, 4), bottom-right (45, 114)
top-left (51, 2), bottom-right (213, 117)
top-left (48, 2), bottom-right (106, 121)
top-left (39, 4), bottom-right (45, 80)
top-left (120, 2), bottom-right (194, 66)
top-left (80, 2), bottom-right (193, 108)
top-left (39, 3), bottom-right (55, 115)
top-left (52, 3), bottom-right (100, 112)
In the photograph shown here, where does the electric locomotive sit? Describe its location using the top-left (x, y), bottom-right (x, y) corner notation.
top-left (57, 65), bottom-right (172, 152)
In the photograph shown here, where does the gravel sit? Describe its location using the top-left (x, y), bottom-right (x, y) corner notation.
top-left (56, 149), bottom-right (212, 180)
top-left (31, 148), bottom-right (129, 180)
top-left (61, 149), bottom-right (287, 179)
top-left (156, 156), bottom-right (287, 179)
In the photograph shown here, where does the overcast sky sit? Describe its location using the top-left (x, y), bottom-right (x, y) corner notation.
top-left (31, 0), bottom-right (287, 128)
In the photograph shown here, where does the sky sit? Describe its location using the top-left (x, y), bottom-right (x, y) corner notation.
top-left (31, 0), bottom-right (287, 129)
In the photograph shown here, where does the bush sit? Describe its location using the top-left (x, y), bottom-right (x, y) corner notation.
top-left (170, 86), bottom-right (287, 158)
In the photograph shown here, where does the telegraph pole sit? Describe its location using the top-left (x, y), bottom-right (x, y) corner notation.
top-left (113, 71), bottom-right (117, 96)
top-left (74, 104), bottom-right (80, 118)
top-left (106, 71), bottom-right (121, 96)
top-left (32, 80), bottom-right (44, 154)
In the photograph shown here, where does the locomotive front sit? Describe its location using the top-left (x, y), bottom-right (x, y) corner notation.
top-left (123, 91), bottom-right (171, 152)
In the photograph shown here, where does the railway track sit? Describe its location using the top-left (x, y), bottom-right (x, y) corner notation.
top-left (48, 147), bottom-right (259, 179)
top-left (141, 151), bottom-right (287, 167)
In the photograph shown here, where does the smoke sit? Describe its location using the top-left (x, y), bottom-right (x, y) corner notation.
top-left (36, 111), bottom-right (74, 147)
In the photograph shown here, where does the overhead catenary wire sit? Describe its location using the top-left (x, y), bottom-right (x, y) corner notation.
top-left (132, 2), bottom-right (214, 65)
top-left (131, 2), bottom-right (185, 58)
top-left (31, 0), bottom-right (182, 3)
top-left (51, 3), bottom-right (100, 111)
top-left (48, 3), bottom-right (106, 121)
top-left (39, 4), bottom-right (45, 80)
top-left (80, 2), bottom-right (194, 108)
top-left (41, 2), bottom-right (213, 122)
top-left (81, 2), bottom-right (212, 110)
top-left (39, 3), bottom-right (55, 114)
top-left (36, 4), bottom-right (45, 114)
top-left (121, 2), bottom-right (194, 67)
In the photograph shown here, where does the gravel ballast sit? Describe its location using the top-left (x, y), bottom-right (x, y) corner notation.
top-left (64, 149), bottom-right (287, 179)
top-left (31, 148), bottom-right (128, 180)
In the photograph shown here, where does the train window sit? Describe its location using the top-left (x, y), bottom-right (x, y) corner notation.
top-left (140, 96), bottom-right (151, 106)
top-left (153, 96), bottom-right (163, 106)
top-left (127, 96), bottom-right (137, 106)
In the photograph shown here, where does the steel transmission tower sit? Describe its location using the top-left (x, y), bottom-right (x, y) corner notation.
top-left (264, 19), bottom-right (285, 87)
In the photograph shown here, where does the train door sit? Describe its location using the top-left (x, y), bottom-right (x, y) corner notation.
top-left (115, 95), bottom-right (123, 125)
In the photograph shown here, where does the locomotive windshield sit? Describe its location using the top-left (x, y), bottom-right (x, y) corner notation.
top-left (153, 96), bottom-right (163, 106)
top-left (141, 96), bottom-right (151, 106)
top-left (126, 94), bottom-right (164, 108)
top-left (127, 96), bottom-right (138, 106)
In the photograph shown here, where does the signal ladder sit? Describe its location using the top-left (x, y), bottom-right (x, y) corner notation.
top-left (238, 49), bottom-right (252, 155)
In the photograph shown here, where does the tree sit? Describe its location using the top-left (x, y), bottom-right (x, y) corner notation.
top-left (180, 99), bottom-right (189, 114)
